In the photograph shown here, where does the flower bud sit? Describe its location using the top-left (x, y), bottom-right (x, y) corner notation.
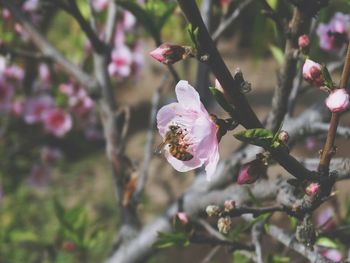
top-left (305, 182), bottom-right (320, 196)
top-left (217, 217), bottom-right (232, 234)
top-left (302, 59), bottom-right (324, 87)
top-left (277, 130), bottom-right (289, 143)
top-left (237, 159), bottom-right (266, 185)
top-left (206, 205), bottom-right (221, 217)
top-left (325, 89), bottom-right (349, 113)
top-left (150, 43), bottom-right (189, 65)
top-left (224, 200), bottom-right (236, 212)
top-left (176, 212), bottom-right (189, 225)
top-left (298, 34), bottom-right (310, 50)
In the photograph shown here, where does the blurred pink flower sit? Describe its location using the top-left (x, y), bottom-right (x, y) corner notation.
top-left (2, 8), bottom-right (11, 20)
top-left (38, 63), bottom-right (51, 87)
top-left (121, 11), bottom-right (136, 31)
top-left (302, 59), bottom-right (324, 87)
top-left (24, 95), bottom-right (55, 124)
top-left (317, 207), bottom-right (336, 233)
top-left (42, 108), bottom-right (72, 137)
top-left (156, 81), bottom-right (219, 181)
top-left (108, 45), bottom-right (133, 78)
top-left (132, 41), bottom-right (144, 78)
top-left (23, 0), bottom-right (40, 12)
top-left (317, 12), bottom-right (350, 52)
top-left (92, 0), bottom-right (109, 12)
top-left (41, 146), bottom-right (62, 164)
top-left (325, 89), bottom-right (349, 113)
top-left (59, 83), bottom-right (75, 95)
top-left (237, 159), bottom-right (266, 185)
top-left (322, 249), bottom-right (342, 262)
top-left (11, 99), bottom-right (25, 117)
top-left (4, 65), bottom-right (24, 81)
top-left (59, 83), bottom-right (94, 115)
top-left (0, 78), bottom-right (14, 112)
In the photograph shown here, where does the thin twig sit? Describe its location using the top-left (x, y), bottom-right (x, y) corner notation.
top-left (318, 42), bottom-right (350, 174)
top-left (252, 221), bottom-right (264, 263)
top-left (0, 45), bottom-right (50, 62)
top-left (212, 0), bottom-right (254, 42)
top-left (133, 76), bottom-right (168, 204)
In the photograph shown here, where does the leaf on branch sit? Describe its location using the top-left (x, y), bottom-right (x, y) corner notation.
top-left (209, 87), bottom-right (235, 114)
top-left (232, 251), bottom-right (253, 263)
top-left (321, 64), bottom-right (334, 89)
top-left (269, 45), bottom-right (284, 65)
top-left (187, 23), bottom-right (199, 48)
top-left (153, 231), bottom-right (190, 249)
top-left (234, 128), bottom-right (274, 148)
top-left (316, 237), bottom-right (338, 249)
top-left (267, 255), bottom-right (291, 263)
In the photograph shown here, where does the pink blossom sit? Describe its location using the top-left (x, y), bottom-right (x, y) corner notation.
top-left (317, 12), bottom-right (350, 52)
top-left (298, 34), bottom-right (310, 49)
top-left (156, 81), bottom-right (219, 181)
top-left (150, 43), bottom-right (187, 65)
top-left (24, 95), bottom-right (55, 124)
top-left (237, 159), bottom-right (266, 185)
top-left (42, 108), bottom-right (72, 137)
top-left (302, 59), bottom-right (324, 87)
top-left (59, 83), bottom-right (75, 95)
top-left (317, 207), bottom-right (336, 233)
top-left (132, 41), bottom-right (144, 78)
top-left (325, 89), bottom-right (349, 113)
top-left (4, 65), bottom-right (24, 81)
top-left (305, 182), bottom-right (320, 196)
top-left (23, 0), bottom-right (40, 12)
top-left (108, 45), bottom-right (133, 78)
top-left (92, 0), bottom-right (110, 12)
top-left (2, 9), bottom-right (11, 20)
top-left (39, 63), bottom-right (51, 86)
top-left (0, 78), bottom-right (14, 112)
top-left (69, 89), bottom-right (94, 115)
top-left (176, 212), bottom-right (189, 225)
top-left (11, 99), bottom-right (25, 117)
top-left (121, 11), bottom-right (136, 31)
top-left (322, 249), bottom-right (342, 262)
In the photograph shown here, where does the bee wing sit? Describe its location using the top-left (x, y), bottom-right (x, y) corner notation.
top-left (154, 141), bottom-right (167, 155)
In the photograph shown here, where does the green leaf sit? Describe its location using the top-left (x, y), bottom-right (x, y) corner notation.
top-left (158, 2), bottom-right (177, 31)
top-left (269, 45), bottom-right (284, 65)
top-left (234, 128), bottom-right (274, 148)
top-left (188, 23), bottom-right (199, 47)
top-left (267, 255), bottom-right (290, 263)
top-left (316, 237), bottom-right (338, 248)
top-left (321, 64), bottom-right (334, 89)
top-left (10, 230), bottom-right (38, 242)
top-left (232, 251), bottom-right (253, 263)
top-left (209, 87), bottom-right (235, 114)
top-left (153, 231), bottom-right (190, 249)
top-left (117, 1), bottom-right (160, 41)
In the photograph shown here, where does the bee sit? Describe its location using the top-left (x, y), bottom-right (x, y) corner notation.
top-left (156, 125), bottom-right (193, 161)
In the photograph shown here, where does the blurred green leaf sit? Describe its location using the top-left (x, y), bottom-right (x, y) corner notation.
top-left (232, 251), bottom-right (253, 263)
top-left (118, 1), bottom-right (160, 41)
top-left (269, 45), bottom-right (284, 65)
top-left (153, 231), bottom-right (190, 249)
top-left (316, 237), bottom-right (338, 249)
top-left (321, 64), bottom-right (334, 89)
top-left (158, 2), bottom-right (177, 30)
top-left (10, 230), bottom-right (38, 242)
top-left (267, 255), bottom-right (290, 263)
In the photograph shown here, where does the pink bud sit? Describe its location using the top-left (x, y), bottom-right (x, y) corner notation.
top-left (322, 249), bottom-right (342, 262)
top-left (176, 212), bottom-right (189, 225)
top-left (302, 59), bottom-right (324, 87)
top-left (305, 182), bottom-right (320, 196)
top-left (298, 34), bottom-right (310, 49)
top-left (150, 44), bottom-right (187, 65)
top-left (237, 159), bottom-right (266, 185)
top-left (325, 89), bottom-right (349, 113)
